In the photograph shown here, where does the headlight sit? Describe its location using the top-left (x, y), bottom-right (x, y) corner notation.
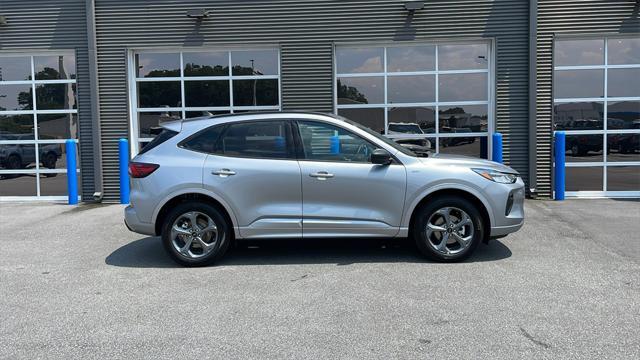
top-left (472, 168), bottom-right (518, 184)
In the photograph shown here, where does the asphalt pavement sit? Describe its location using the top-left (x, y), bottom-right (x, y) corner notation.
top-left (0, 199), bottom-right (639, 359)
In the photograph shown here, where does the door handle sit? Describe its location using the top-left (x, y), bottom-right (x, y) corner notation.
top-left (309, 171), bottom-right (334, 180)
top-left (212, 169), bottom-right (236, 177)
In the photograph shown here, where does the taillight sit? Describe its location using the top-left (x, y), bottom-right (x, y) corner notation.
top-left (129, 162), bottom-right (159, 178)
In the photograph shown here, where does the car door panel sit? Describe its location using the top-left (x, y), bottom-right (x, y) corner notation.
top-left (201, 120), bottom-right (302, 239)
top-left (295, 120), bottom-right (407, 238)
top-left (299, 161), bottom-right (406, 237)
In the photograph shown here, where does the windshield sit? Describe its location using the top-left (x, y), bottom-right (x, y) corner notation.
top-left (336, 115), bottom-right (417, 157)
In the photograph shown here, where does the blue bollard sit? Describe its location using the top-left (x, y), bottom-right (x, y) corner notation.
top-left (492, 132), bottom-right (503, 163)
top-left (330, 135), bottom-right (340, 154)
top-left (554, 131), bottom-right (566, 201)
top-left (119, 138), bottom-right (130, 204)
top-left (65, 139), bottom-right (78, 205)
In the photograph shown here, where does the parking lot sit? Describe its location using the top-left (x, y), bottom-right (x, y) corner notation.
top-left (1, 199), bottom-right (639, 359)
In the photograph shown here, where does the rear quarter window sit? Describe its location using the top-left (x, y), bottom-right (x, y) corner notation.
top-left (138, 129), bottom-right (178, 155)
top-left (180, 125), bottom-right (225, 154)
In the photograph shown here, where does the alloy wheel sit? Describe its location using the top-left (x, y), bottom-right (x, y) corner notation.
top-left (425, 207), bottom-right (474, 256)
top-left (170, 211), bottom-right (219, 259)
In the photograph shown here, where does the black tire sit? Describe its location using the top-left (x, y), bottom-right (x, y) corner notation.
top-left (161, 202), bottom-right (231, 267)
top-left (7, 154), bottom-right (22, 169)
top-left (412, 196), bottom-right (484, 262)
top-left (41, 152), bottom-right (57, 169)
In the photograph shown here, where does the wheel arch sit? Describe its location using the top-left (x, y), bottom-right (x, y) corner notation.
top-left (406, 185), bottom-right (493, 243)
top-left (152, 189), bottom-right (239, 238)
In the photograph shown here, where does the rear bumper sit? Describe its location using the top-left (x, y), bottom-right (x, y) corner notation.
top-left (124, 205), bottom-right (155, 236)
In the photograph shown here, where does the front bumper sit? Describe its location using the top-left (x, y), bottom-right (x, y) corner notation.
top-left (124, 205), bottom-right (155, 236)
top-left (487, 177), bottom-right (525, 237)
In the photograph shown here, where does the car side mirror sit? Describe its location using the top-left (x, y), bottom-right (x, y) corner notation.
top-left (370, 148), bottom-right (392, 165)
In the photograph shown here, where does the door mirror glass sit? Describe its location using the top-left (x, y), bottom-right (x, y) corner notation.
top-left (370, 148), bottom-right (392, 165)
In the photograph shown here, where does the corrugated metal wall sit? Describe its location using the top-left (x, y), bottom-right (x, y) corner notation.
top-left (0, 0), bottom-right (96, 199)
top-left (93, 0), bottom-right (530, 202)
top-left (536, 0), bottom-right (640, 197)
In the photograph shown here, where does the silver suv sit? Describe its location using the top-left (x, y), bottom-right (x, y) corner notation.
top-left (124, 112), bottom-right (524, 266)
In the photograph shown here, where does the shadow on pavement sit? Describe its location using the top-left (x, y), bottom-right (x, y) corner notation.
top-left (105, 236), bottom-right (512, 268)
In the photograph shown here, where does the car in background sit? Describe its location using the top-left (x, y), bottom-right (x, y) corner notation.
top-left (387, 122), bottom-right (432, 156)
top-left (124, 112), bottom-right (525, 267)
top-left (440, 127), bottom-right (476, 147)
top-left (0, 134), bottom-right (62, 172)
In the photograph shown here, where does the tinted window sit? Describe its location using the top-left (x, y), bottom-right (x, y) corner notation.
top-left (138, 129), bottom-right (178, 155)
top-left (218, 121), bottom-right (291, 159)
top-left (181, 125), bottom-right (225, 154)
top-left (297, 121), bottom-right (377, 163)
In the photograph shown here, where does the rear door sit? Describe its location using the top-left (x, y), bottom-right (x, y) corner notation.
top-left (201, 120), bottom-right (302, 239)
top-left (294, 120), bottom-right (407, 237)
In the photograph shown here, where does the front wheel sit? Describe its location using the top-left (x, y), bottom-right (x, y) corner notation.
top-left (413, 196), bottom-right (484, 262)
top-left (161, 202), bottom-right (231, 267)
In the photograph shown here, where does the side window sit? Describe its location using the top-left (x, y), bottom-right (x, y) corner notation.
top-left (218, 121), bottom-right (291, 159)
top-left (180, 125), bottom-right (225, 154)
top-left (297, 121), bottom-right (377, 162)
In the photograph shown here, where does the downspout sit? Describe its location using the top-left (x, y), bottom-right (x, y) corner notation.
top-left (86, 0), bottom-right (104, 201)
top-left (528, 0), bottom-right (538, 198)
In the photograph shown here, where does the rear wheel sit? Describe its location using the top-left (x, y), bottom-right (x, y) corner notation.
top-left (161, 202), bottom-right (231, 267)
top-left (413, 196), bottom-right (484, 262)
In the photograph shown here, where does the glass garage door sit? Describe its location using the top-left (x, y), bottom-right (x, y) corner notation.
top-left (129, 48), bottom-right (281, 153)
top-left (0, 53), bottom-right (79, 200)
top-left (334, 42), bottom-right (492, 159)
top-left (554, 37), bottom-right (640, 197)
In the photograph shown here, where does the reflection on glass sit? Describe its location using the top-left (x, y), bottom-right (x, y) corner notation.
top-left (337, 108), bottom-right (385, 134)
top-left (336, 47), bottom-right (384, 74)
top-left (34, 55), bottom-right (76, 80)
top-left (438, 73), bottom-right (487, 102)
top-left (0, 174), bottom-right (37, 196)
top-left (607, 166), bottom-right (640, 191)
top-left (40, 172), bottom-right (78, 196)
top-left (439, 137), bottom-right (483, 158)
top-left (387, 46), bottom-right (435, 72)
top-left (566, 167), bottom-right (603, 191)
top-left (0, 143), bottom-right (36, 170)
top-left (388, 107), bottom-right (435, 134)
top-left (297, 121), bottom-right (376, 163)
top-left (38, 143), bottom-right (65, 170)
top-left (439, 105), bottom-right (488, 133)
top-left (0, 56), bottom-right (31, 81)
top-left (387, 75), bottom-right (435, 103)
top-left (35, 84), bottom-right (76, 110)
top-left (185, 111), bottom-right (229, 118)
top-left (608, 101), bottom-right (640, 130)
top-left (138, 111), bottom-right (182, 138)
top-left (135, 53), bottom-right (180, 78)
top-left (438, 44), bottom-right (488, 70)
top-left (337, 77), bottom-right (384, 104)
top-left (555, 39), bottom-right (604, 66)
top-left (554, 102), bottom-right (603, 130)
top-left (232, 79), bottom-right (278, 106)
top-left (0, 114), bottom-right (34, 137)
top-left (607, 134), bottom-right (640, 162)
top-left (183, 52), bottom-right (229, 76)
top-left (231, 50), bottom-right (278, 75)
top-left (0, 84), bottom-right (33, 111)
top-left (607, 68), bottom-right (640, 98)
top-left (37, 114), bottom-right (77, 140)
top-left (137, 81), bottom-right (181, 108)
top-left (565, 134), bottom-right (603, 162)
top-left (608, 37), bottom-right (640, 65)
top-left (184, 81), bottom-right (230, 107)
top-left (554, 70), bottom-right (604, 99)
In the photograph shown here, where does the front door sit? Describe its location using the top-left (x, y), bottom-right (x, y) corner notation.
top-left (295, 120), bottom-right (407, 237)
top-left (202, 120), bottom-right (302, 239)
